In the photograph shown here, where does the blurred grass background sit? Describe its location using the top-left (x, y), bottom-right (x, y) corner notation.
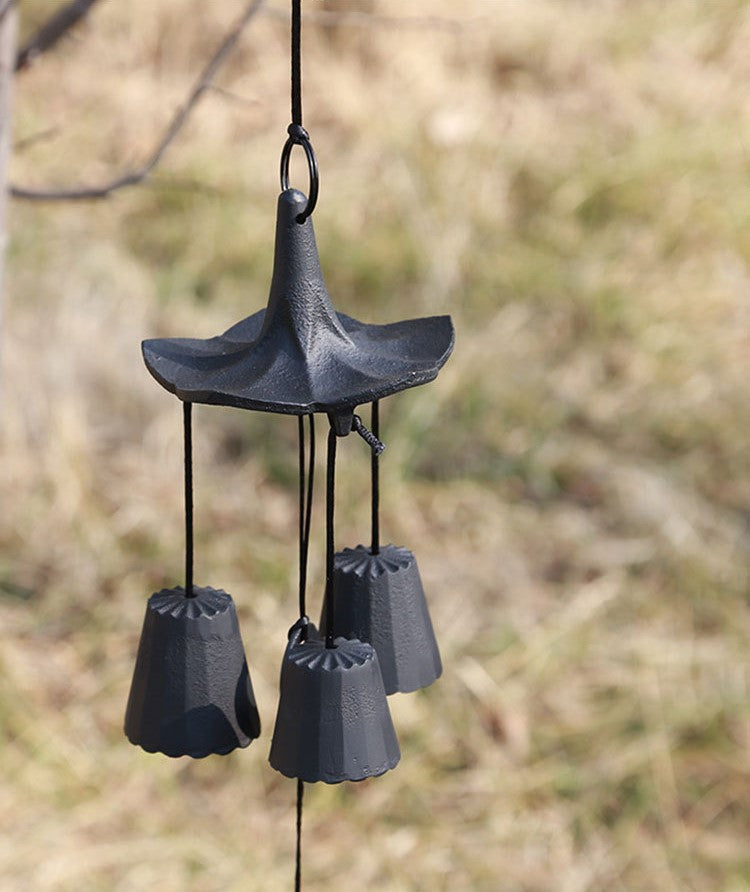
top-left (2, 0), bottom-right (750, 889)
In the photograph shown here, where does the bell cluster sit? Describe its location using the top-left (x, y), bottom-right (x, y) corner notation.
top-left (125, 187), bottom-right (453, 786)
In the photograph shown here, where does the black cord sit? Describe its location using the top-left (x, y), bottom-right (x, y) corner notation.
top-left (305, 415), bottom-right (315, 588)
top-left (280, 0), bottom-right (318, 222)
top-left (350, 408), bottom-right (385, 554)
top-left (290, 5), bottom-right (312, 887)
top-left (183, 401), bottom-right (195, 598)
top-left (371, 401), bottom-right (380, 555)
top-left (297, 415), bottom-right (315, 634)
top-left (294, 415), bottom-right (314, 889)
top-left (324, 425), bottom-right (338, 649)
top-left (291, 3), bottom-right (313, 881)
top-left (291, 0), bottom-right (302, 126)
top-left (295, 778), bottom-right (304, 892)
top-left (297, 416), bottom-right (305, 618)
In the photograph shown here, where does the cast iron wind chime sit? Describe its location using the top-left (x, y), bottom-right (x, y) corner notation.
top-left (124, 2), bottom-right (453, 886)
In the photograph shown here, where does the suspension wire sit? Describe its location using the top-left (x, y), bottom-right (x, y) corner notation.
top-left (295, 778), bottom-right (304, 892)
top-left (292, 5), bottom-right (312, 887)
top-left (371, 401), bottom-right (380, 555)
top-left (298, 416), bottom-right (305, 609)
top-left (297, 414), bottom-right (315, 632)
top-left (291, 0), bottom-right (302, 126)
top-left (183, 401), bottom-right (195, 598)
top-left (324, 425), bottom-right (338, 649)
top-left (281, 0), bottom-right (318, 221)
top-left (304, 415), bottom-right (315, 600)
top-left (294, 414), bottom-right (315, 891)
top-left (351, 409), bottom-right (385, 552)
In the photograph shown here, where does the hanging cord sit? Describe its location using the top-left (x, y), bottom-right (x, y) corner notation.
top-left (183, 401), bottom-right (195, 598)
top-left (324, 425), bottom-right (338, 649)
top-left (280, 0), bottom-right (318, 222)
top-left (295, 777), bottom-right (304, 892)
top-left (296, 414), bottom-right (315, 638)
top-left (370, 401), bottom-right (380, 555)
top-left (351, 410), bottom-right (385, 555)
top-left (291, 0), bottom-right (302, 127)
top-left (294, 414), bottom-right (314, 892)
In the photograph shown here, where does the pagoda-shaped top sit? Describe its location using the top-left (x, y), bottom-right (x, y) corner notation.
top-left (143, 189), bottom-right (454, 415)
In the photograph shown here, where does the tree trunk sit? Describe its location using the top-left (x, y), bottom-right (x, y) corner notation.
top-left (0, 3), bottom-right (17, 368)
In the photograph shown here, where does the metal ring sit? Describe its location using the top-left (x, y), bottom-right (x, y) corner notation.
top-left (279, 130), bottom-right (319, 223)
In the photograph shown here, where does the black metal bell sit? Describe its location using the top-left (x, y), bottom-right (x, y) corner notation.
top-left (269, 626), bottom-right (400, 783)
top-left (124, 585), bottom-right (260, 758)
top-left (321, 544), bottom-right (442, 695)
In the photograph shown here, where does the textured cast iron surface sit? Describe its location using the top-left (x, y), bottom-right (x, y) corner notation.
top-left (142, 189), bottom-right (454, 414)
top-left (322, 544), bottom-right (442, 695)
top-left (269, 628), bottom-right (400, 783)
top-left (124, 586), bottom-right (260, 758)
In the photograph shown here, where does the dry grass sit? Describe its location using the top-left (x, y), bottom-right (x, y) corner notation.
top-left (2, 0), bottom-right (750, 889)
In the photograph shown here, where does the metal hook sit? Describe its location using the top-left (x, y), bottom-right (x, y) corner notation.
top-left (352, 415), bottom-right (386, 455)
top-left (280, 124), bottom-right (319, 223)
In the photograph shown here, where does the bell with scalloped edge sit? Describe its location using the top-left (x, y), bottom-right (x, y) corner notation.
top-left (124, 585), bottom-right (260, 758)
top-left (321, 544), bottom-right (442, 696)
top-left (269, 625), bottom-right (400, 783)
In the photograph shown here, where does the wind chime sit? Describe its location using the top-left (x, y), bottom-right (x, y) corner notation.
top-left (124, 1), bottom-right (454, 885)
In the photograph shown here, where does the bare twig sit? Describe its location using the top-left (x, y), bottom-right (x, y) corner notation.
top-left (0, 0), bottom-right (15, 24)
top-left (10, 0), bottom-right (265, 201)
top-left (15, 0), bottom-right (103, 72)
top-left (13, 127), bottom-right (59, 152)
top-left (204, 84), bottom-right (260, 109)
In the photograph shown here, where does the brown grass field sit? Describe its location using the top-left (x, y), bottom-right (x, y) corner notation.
top-left (2, 0), bottom-right (750, 889)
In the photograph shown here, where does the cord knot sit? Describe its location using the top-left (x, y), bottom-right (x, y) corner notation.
top-left (288, 614), bottom-right (310, 641)
top-left (287, 123), bottom-right (310, 143)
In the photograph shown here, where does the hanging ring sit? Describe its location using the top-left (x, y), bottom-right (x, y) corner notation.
top-left (280, 124), bottom-right (319, 223)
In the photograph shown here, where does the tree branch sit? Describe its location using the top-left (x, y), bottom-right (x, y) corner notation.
top-left (15, 0), bottom-right (103, 72)
top-left (13, 126), bottom-right (59, 152)
top-left (10, 0), bottom-right (265, 201)
top-left (0, 0), bottom-right (15, 25)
